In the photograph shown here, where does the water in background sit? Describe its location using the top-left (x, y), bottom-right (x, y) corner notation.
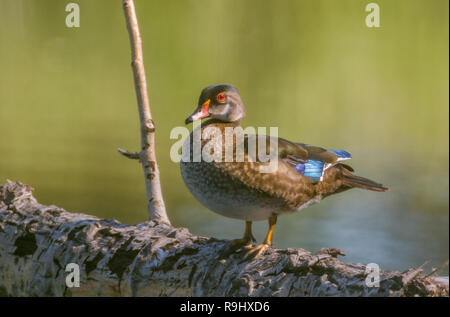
top-left (0, 0), bottom-right (448, 274)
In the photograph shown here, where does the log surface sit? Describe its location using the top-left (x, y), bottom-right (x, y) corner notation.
top-left (0, 180), bottom-right (447, 297)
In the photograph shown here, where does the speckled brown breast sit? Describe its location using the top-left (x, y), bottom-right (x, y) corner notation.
top-left (179, 120), bottom-right (329, 221)
top-left (180, 160), bottom-right (295, 221)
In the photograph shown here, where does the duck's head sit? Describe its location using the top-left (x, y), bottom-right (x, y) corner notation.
top-left (185, 84), bottom-right (245, 124)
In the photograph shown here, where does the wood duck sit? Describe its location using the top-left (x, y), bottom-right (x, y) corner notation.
top-left (181, 84), bottom-right (388, 259)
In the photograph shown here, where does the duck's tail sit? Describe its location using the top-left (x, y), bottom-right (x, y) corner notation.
top-left (342, 174), bottom-right (388, 192)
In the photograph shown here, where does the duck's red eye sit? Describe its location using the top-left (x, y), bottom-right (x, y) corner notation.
top-left (216, 93), bottom-right (226, 102)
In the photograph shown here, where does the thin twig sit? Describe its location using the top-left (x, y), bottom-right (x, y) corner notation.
top-left (117, 148), bottom-right (140, 160)
top-left (424, 260), bottom-right (449, 278)
top-left (121, 0), bottom-right (170, 224)
top-left (398, 261), bottom-right (430, 296)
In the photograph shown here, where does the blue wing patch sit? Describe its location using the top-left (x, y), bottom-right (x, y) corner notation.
top-left (296, 160), bottom-right (324, 182)
top-left (328, 149), bottom-right (352, 160)
top-left (295, 149), bottom-right (351, 182)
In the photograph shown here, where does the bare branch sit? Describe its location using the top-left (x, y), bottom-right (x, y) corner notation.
top-left (121, 0), bottom-right (170, 224)
top-left (117, 148), bottom-right (140, 160)
top-left (425, 261), bottom-right (449, 278)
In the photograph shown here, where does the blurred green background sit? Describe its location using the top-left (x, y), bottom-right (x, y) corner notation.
top-left (0, 0), bottom-right (448, 274)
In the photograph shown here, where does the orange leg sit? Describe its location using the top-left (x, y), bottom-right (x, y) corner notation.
top-left (244, 215), bottom-right (277, 260)
top-left (244, 221), bottom-right (256, 242)
top-left (220, 221), bottom-right (256, 258)
top-left (263, 215), bottom-right (277, 245)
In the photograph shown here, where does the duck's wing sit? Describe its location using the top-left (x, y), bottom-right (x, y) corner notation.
top-left (212, 134), bottom-right (353, 205)
top-left (242, 135), bottom-right (339, 163)
top-left (213, 131), bottom-right (388, 204)
top-left (292, 143), bottom-right (352, 182)
top-left (242, 135), bottom-right (347, 173)
top-left (294, 142), bottom-right (339, 163)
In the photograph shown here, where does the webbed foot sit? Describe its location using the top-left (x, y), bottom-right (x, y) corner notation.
top-left (219, 236), bottom-right (255, 259)
top-left (242, 243), bottom-right (270, 261)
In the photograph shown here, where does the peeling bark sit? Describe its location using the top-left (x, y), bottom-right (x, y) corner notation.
top-left (0, 180), bottom-right (448, 297)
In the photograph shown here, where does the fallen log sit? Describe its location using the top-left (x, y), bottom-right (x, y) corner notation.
top-left (0, 180), bottom-right (447, 297)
